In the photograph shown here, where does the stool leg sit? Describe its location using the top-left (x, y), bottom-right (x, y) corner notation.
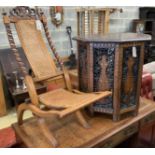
top-left (133, 109), bottom-right (138, 117)
top-left (37, 117), bottom-right (58, 147)
top-left (113, 114), bottom-right (120, 122)
top-left (75, 110), bottom-right (90, 128)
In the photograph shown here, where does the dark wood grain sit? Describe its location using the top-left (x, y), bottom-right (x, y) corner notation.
top-left (113, 45), bottom-right (122, 121)
top-left (74, 33), bottom-right (151, 121)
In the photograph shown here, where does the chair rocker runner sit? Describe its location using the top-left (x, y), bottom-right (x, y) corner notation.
top-left (3, 6), bottom-right (112, 147)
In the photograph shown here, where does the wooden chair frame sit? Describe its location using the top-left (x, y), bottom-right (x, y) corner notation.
top-left (3, 6), bottom-right (111, 147)
top-left (77, 7), bottom-right (123, 36)
top-left (0, 71), bottom-right (6, 116)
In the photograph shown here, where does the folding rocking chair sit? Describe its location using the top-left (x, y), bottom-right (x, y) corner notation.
top-left (3, 6), bottom-right (112, 147)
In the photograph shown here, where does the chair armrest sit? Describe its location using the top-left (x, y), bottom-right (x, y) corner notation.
top-left (33, 72), bottom-right (64, 82)
top-left (62, 67), bottom-right (72, 91)
top-left (68, 69), bottom-right (79, 89)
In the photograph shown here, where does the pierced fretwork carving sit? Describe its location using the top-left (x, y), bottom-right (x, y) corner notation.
top-left (10, 6), bottom-right (37, 20)
top-left (92, 43), bottom-right (116, 112)
top-left (74, 33), bottom-right (149, 121)
top-left (93, 43), bottom-right (116, 91)
top-left (121, 46), bottom-right (140, 108)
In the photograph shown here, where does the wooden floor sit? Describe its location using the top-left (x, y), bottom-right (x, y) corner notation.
top-left (12, 98), bottom-right (155, 148)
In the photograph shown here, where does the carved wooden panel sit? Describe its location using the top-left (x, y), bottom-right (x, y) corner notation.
top-left (75, 33), bottom-right (150, 121)
top-left (93, 43), bottom-right (116, 91)
top-left (77, 42), bottom-right (144, 116)
top-left (92, 43), bottom-right (116, 113)
top-left (120, 46), bottom-right (141, 109)
top-left (9, 6), bottom-right (37, 20)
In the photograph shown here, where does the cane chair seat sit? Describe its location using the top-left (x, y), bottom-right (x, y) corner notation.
top-left (39, 88), bottom-right (112, 117)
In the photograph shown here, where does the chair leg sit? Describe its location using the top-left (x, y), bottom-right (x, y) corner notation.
top-left (37, 117), bottom-right (58, 147)
top-left (75, 110), bottom-right (90, 129)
